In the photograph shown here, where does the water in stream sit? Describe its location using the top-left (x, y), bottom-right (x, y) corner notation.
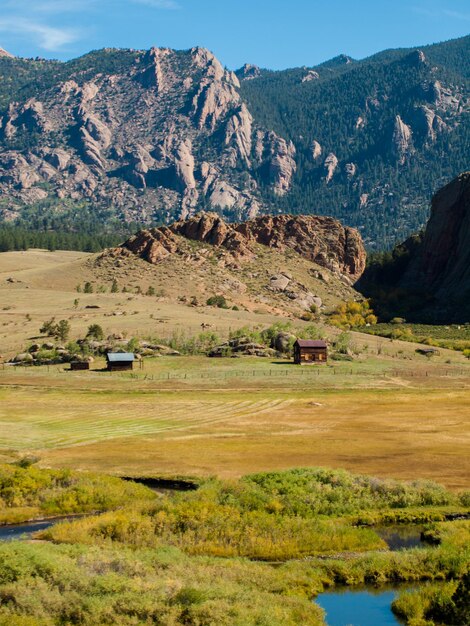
top-left (0, 519), bottom-right (61, 541)
top-left (316, 586), bottom-right (407, 626)
top-left (375, 524), bottom-right (426, 550)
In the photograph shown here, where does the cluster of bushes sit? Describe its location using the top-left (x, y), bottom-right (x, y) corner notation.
top-left (329, 300), bottom-right (378, 329)
top-left (0, 463), bottom-right (155, 524)
top-left (39, 317), bottom-right (70, 341)
top-left (139, 323), bottom-right (325, 358)
top-left (0, 542), bottom-right (323, 626)
top-left (76, 280), bottom-right (165, 296)
top-left (42, 468), bottom-right (469, 561)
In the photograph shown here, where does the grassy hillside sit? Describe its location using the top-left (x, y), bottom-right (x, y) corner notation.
top-left (0, 247), bottom-right (358, 359)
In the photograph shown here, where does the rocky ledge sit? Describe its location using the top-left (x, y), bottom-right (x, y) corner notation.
top-left (120, 211), bottom-right (366, 281)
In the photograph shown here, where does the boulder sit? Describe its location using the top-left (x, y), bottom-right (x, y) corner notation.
top-left (13, 353), bottom-right (34, 363)
top-left (269, 274), bottom-right (291, 291)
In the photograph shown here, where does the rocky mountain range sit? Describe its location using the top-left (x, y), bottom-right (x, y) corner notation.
top-left (0, 36), bottom-right (468, 248)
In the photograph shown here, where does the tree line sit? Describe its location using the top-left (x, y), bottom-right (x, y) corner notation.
top-left (0, 225), bottom-right (124, 253)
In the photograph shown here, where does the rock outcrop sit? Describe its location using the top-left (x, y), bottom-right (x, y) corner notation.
top-left (135, 47), bottom-right (167, 91)
top-left (398, 172), bottom-right (470, 319)
top-left (412, 105), bottom-right (446, 142)
top-left (392, 115), bottom-right (413, 164)
top-left (324, 153), bottom-right (338, 183)
top-left (235, 214), bottom-right (366, 280)
top-left (236, 64), bottom-right (261, 81)
top-left (122, 211), bottom-right (366, 281)
top-left (311, 140), bottom-right (322, 160)
top-left (302, 70), bottom-right (320, 83)
top-left (225, 104), bottom-right (253, 166)
top-left (261, 132), bottom-right (297, 195)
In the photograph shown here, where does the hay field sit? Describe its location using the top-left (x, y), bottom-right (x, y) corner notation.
top-left (0, 356), bottom-right (469, 490)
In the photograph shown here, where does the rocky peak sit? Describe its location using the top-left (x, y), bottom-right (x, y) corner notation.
top-left (191, 46), bottom-right (239, 86)
top-left (0, 47), bottom-right (13, 58)
top-left (236, 63), bottom-right (261, 81)
top-left (135, 47), bottom-right (167, 91)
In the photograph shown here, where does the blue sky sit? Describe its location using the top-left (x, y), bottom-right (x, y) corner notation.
top-left (0, 0), bottom-right (468, 69)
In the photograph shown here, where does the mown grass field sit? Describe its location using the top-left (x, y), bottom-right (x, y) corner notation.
top-left (0, 355), bottom-right (469, 489)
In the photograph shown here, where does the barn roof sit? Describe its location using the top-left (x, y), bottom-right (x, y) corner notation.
top-left (295, 340), bottom-right (327, 348)
top-left (106, 352), bottom-right (135, 362)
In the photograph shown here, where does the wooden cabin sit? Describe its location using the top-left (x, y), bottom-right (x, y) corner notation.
top-left (293, 339), bottom-right (328, 364)
top-left (106, 352), bottom-right (135, 372)
top-left (70, 361), bottom-right (90, 371)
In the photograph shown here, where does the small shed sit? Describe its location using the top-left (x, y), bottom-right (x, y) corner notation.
top-left (416, 347), bottom-right (440, 357)
top-left (293, 339), bottom-right (328, 364)
top-left (106, 352), bottom-right (135, 372)
top-left (70, 361), bottom-right (90, 371)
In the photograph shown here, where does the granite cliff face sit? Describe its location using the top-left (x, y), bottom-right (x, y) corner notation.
top-left (399, 172), bottom-right (470, 319)
top-left (122, 211), bottom-right (366, 281)
top-left (0, 47), bottom-right (296, 224)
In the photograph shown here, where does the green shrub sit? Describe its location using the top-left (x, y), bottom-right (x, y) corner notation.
top-left (206, 295), bottom-right (228, 309)
top-left (86, 324), bottom-right (104, 340)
